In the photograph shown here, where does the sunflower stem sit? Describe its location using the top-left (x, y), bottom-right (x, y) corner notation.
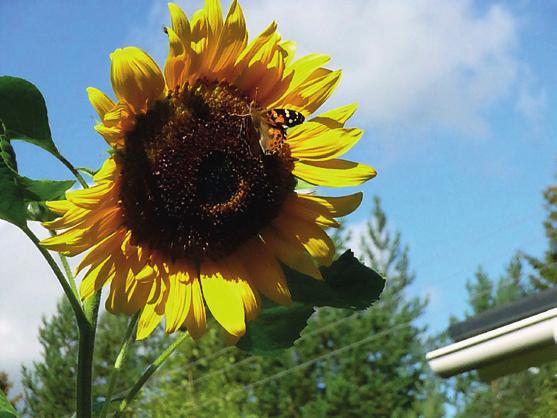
top-left (77, 290), bottom-right (102, 418)
top-left (99, 312), bottom-right (139, 418)
top-left (47, 230), bottom-right (80, 298)
top-left (21, 225), bottom-right (86, 324)
top-left (60, 253), bottom-right (79, 298)
top-left (113, 332), bottom-right (190, 417)
top-left (56, 152), bottom-right (89, 189)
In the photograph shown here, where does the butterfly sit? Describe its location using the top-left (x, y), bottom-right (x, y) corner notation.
top-left (239, 103), bottom-right (305, 155)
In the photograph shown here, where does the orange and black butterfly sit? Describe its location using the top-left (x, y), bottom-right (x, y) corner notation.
top-left (247, 105), bottom-right (305, 155)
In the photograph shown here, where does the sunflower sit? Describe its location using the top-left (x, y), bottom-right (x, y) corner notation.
top-left (41, 0), bottom-right (376, 341)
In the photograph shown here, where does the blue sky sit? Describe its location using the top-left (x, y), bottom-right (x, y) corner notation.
top-left (0, 0), bottom-right (556, 384)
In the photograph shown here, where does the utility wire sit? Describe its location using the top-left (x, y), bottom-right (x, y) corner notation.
top-left (190, 251), bottom-right (553, 387)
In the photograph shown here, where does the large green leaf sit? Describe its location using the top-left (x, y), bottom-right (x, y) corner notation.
top-left (0, 135), bottom-right (74, 225)
top-left (24, 178), bottom-right (74, 222)
top-left (0, 389), bottom-right (18, 418)
top-left (0, 76), bottom-right (58, 155)
top-left (236, 302), bottom-right (314, 355)
top-left (237, 250), bottom-right (385, 355)
top-left (0, 136), bottom-right (27, 226)
top-left (286, 250), bottom-right (386, 310)
top-left (20, 177), bottom-right (74, 202)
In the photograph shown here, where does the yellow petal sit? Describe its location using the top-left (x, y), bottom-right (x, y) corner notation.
top-left (204, 0), bottom-right (223, 39)
top-left (164, 27), bottom-right (189, 90)
top-left (200, 260), bottom-right (246, 337)
top-left (137, 302), bottom-right (163, 340)
top-left (41, 207), bottom-right (122, 256)
top-left (42, 206), bottom-right (89, 230)
top-left (183, 278), bottom-right (206, 339)
top-left (289, 128), bottom-right (363, 161)
top-left (279, 40), bottom-right (297, 67)
top-left (282, 54), bottom-right (331, 95)
top-left (45, 200), bottom-right (72, 215)
top-left (298, 192), bottom-right (363, 218)
top-left (282, 193), bottom-right (339, 228)
top-left (273, 214), bottom-right (336, 266)
top-left (66, 181), bottom-right (114, 208)
top-left (168, 3), bottom-right (191, 47)
top-left (92, 157), bottom-right (118, 183)
top-left (165, 266), bottom-right (192, 333)
top-left (293, 159), bottom-right (376, 188)
top-left (228, 256), bottom-right (260, 321)
top-left (279, 69), bottom-right (342, 116)
top-left (76, 231), bottom-right (123, 274)
top-left (233, 21), bottom-right (277, 73)
top-left (106, 267), bottom-right (152, 315)
top-left (80, 256), bottom-right (116, 300)
top-left (260, 227), bottom-right (322, 280)
top-left (95, 123), bottom-right (124, 148)
top-left (110, 47), bottom-right (164, 113)
top-left (211, 0), bottom-right (247, 76)
top-left (238, 239), bottom-right (292, 305)
top-left (310, 103), bottom-right (358, 129)
top-left (87, 87), bottom-right (114, 119)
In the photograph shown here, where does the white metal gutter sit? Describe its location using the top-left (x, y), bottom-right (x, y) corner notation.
top-left (426, 307), bottom-right (557, 381)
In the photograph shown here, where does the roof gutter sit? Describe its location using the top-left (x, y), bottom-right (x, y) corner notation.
top-left (426, 307), bottom-right (557, 381)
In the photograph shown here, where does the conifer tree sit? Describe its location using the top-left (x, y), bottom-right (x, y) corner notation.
top-left (21, 299), bottom-right (157, 417)
top-left (525, 182), bottom-right (557, 288)
top-left (450, 256), bottom-right (545, 418)
top-left (141, 197), bottom-right (443, 417)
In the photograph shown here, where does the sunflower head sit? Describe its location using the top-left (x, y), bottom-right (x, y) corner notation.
top-left (42, 0), bottom-right (376, 341)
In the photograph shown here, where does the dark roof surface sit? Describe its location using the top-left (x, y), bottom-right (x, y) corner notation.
top-left (448, 287), bottom-right (557, 342)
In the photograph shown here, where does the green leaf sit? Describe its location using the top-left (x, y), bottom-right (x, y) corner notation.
top-left (0, 135), bottom-right (74, 225)
top-left (25, 179), bottom-right (74, 222)
top-left (285, 250), bottom-right (386, 310)
top-left (237, 301), bottom-right (314, 355)
top-left (20, 178), bottom-right (74, 202)
top-left (0, 76), bottom-right (58, 155)
top-left (0, 136), bottom-right (27, 226)
top-left (0, 389), bottom-right (18, 418)
top-left (237, 250), bottom-right (385, 355)
top-left (76, 167), bottom-right (98, 178)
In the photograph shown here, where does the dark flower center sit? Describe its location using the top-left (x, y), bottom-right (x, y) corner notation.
top-left (119, 81), bottom-right (295, 261)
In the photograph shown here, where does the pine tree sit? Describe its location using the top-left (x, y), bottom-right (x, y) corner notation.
top-left (449, 256), bottom-right (544, 418)
top-left (21, 299), bottom-right (160, 417)
top-left (525, 182), bottom-right (557, 288)
top-left (141, 196), bottom-right (444, 417)
top-left (22, 298), bottom-right (78, 417)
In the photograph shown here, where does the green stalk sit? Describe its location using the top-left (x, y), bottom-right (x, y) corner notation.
top-left (53, 151), bottom-right (103, 417)
top-left (60, 253), bottom-right (79, 298)
top-left (21, 225), bottom-right (85, 325)
top-left (77, 291), bottom-right (102, 418)
top-left (47, 230), bottom-right (79, 298)
top-left (56, 152), bottom-right (89, 189)
top-left (113, 332), bottom-right (190, 417)
top-left (99, 313), bottom-right (139, 418)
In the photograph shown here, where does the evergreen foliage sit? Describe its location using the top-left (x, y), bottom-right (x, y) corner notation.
top-left (21, 197), bottom-right (442, 417)
top-left (525, 182), bottom-right (557, 288)
top-left (139, 196), bottom-right (443, 417)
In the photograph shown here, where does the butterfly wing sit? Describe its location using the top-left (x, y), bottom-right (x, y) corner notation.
top-left (266, 109), bottom-right (305, 129)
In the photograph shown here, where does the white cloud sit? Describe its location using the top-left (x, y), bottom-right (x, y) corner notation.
top-left (515, 74), bottom-right (547, 132)
top-left (0, 222), bottom-right (63, 389)
top-left (132, 0), bottom-right (524, 137)
top-left (242, 0), bottom-right (518, 136)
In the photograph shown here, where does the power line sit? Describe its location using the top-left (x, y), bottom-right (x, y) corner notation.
top-left (189, 252), bottom-right (552, 387)
top-left (193, 322), bottom-right (411, 411)
top-left (153, 214), bottom-right (548, 384)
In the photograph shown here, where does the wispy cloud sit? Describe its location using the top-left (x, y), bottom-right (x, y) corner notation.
top-left (0, 222), bottom-right (62, 387)
top-left (132, 0), bottom-right (526, 138)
